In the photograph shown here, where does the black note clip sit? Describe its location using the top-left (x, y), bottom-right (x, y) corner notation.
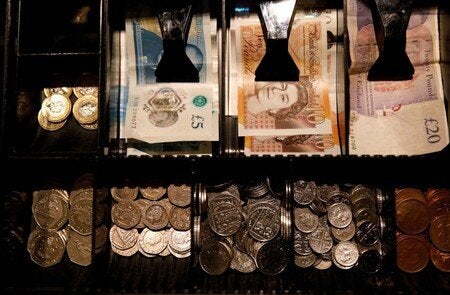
top-left (155, 0), bottom-right (199, 83)
top-left (255, 0), bottom-right (299, 82)
top-left (367, 0), bottom-right (414, 81)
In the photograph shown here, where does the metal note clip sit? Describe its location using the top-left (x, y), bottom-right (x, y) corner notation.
top-left (255, 0), bottom-right (299, 82)
top-left (155, 0), bottom-right (199, 82)
top-left (367, 0), bottom-right (414, 81)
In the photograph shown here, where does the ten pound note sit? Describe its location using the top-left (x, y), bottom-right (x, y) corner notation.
top-left (235, 12), bottom-right (341, 155)
top-left (347, 0), bottom-right (449, 155)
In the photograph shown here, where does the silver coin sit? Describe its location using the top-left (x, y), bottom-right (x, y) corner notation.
top-left (209, 202), bottom-right (242, 236)
top-left (294, 207), bottom-right (319, 233)
top-left (248, 202), bottom-right (280, 242)
top-left (199, 240), bottom-right (233, 275)
top-left (230, 247), bottom-right (256, 273)
top-left (327, 203), bottom-right (352, 229)
top-left (294, 253), bottom-right (317, 268)
top-left (293, 180), bottom-right (317, 205)
top-left (109, 225), bottom-right (139, 251)
top-left (294, 230), bottom-right (313, 256)
top-left (333, 241), bottom-right (359, 267)
top-left (331, 221), bottom-right (356, 242)
top-left (111, 202), bottom-right (141, 229)
top-left (308, 227), bottom-right (333, 254)
top-left (139, 228), bottom-right (167, 255)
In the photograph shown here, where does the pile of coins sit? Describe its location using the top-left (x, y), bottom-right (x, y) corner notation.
top-left (27, 175), bottom-right (105, 267)
top-left (293, 181), bottom-right (384, 273)
top-left (109, 182), bottom-right (191, 258)
top-left (195, 177), bottom-right (290, 276)
top-left (396, 188), bottom-right (450, 273)
top-left (38, 86), bottom-right (98, 131)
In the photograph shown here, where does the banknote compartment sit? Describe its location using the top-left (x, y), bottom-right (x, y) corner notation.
top-left (101, 172), bottom-right (196, 293)
top-left (17, 0), bottom-right (102, 54)
top-left (106, 0), bottom-right (221, 157)
top-left (0, 169), bottom-right (100, 293)
top-left (229, 0), bottom-right (345, 156)
top-left (345, 0), bottom-right (450, 156)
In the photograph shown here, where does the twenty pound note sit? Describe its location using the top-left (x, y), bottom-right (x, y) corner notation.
top-left (124, 84), bottom-right (214, 143)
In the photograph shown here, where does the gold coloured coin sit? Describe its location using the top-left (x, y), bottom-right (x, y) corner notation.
top-left (38, 109), bottom-right (66, 131)
top-left (72, 95), bottom-right (98, 124)
top-left (27, 228), bottom-right (66, 267)
top-left (43, 87), bottom-right (73, 98)
top-left (41, 94), bottom-right (72, 123)
top-left (73, 86), bottom-right (98, 99)
top-left (80, 121), bottom-right (98, 130)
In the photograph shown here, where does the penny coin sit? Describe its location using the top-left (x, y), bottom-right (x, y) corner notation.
top-left (41, 94), bottom-right (72, 123)
top-left (426, 190), bottom-right (450, 219)
top-left (72, 95), bottom-right (98, 124)
top-left (396, 234), bottom-right (429, 273)
top-left (396, 199), bottom-right (430, 234)
top-left (430, 244), bottom-right (450, 272)
top-left (395, 188), bottom-right (426, 206)
top-left (27, 228), bottom-right (65, 267)
top-left (429, 214), bottom-right (450, 252)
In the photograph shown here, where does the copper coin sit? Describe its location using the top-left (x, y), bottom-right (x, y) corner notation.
top-left (426, 189), bottom-right (450, 219)
top-left (396, 234), bottom-right (429, 273)
top-left (395, 188), bottom-right (426, 206)
top-left (430, 244), bottom-right (450, 272)
top-left (429, 214), bottom-right (450, 252)
top-left (425, 188), bottom-right (450, 204)
top-left (396, 199), bottom-right (430, 234)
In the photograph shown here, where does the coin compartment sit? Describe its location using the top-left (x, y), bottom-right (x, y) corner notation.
top-left (288, 179), bottom-right (396, 292)
top-left (0, 169), bottom-right (102, 293)
top-left (192, 175), bottom-right (293, 293)
top-left (3, 55), bottom-right (102, 155)
top-left (102, 174), bottom-right (196, 293)
top-left (17, 0), bottom-right (101, 54)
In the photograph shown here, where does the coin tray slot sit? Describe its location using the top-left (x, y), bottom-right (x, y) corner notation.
top-left (18, 0), bottom-right (101, 54)
top-left (4, 55), bottom-right (100, 155)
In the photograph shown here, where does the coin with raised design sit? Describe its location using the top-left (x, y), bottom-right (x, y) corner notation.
top-left (327, 203), bottom-right (352, 229)
top-left (140, 185), bottom-right (166, 201)
top-left (169, 206), bottom-right (191, 231)
top-left (109, 225), bottom-right (139, 251)
top-left (308, 227), bottom-right (333, 254)
top-left (69, 197), bottom-right (93, 236)
top-left (38, 109), bottom-right (67, 131)
top-left (66, 229), bottom-right (92, 266)
top-left (43, 87), bottom-right (73, 98)
top-left (139, 228), bottom-right (167, 255)
top-left (396, 199), bottom-right (430, 234)
top-left (133, 199), bottom-right (151, 229)
top-left (73, 86), bottom-right (98, 99)
top-left (430, 244), bottom-right (450, 272)
top-left (255, 240), bottom-right (288, 275)
top-left (294, 207), bottom-right (319, 233)
top-left (110, 186), bottom-right (138, 203)
top-left (72, 95), bottom-right (98, 124)
top-left (429, 214), bottom-right (450, 252)
top-left (295, 253), bottom-right (317, 268)
top-left (111, 202), bottom-right (141, 229)
top-left (32, 190), bottom-right (69, 231)
top-left (143, 203), bottom-right (169, 230)
top-left (333, 241), bottom-right (359, 267)
top-left (209, 202), bottom-right (242, 237)
top-left (397, 234), bottom-right (429, 273)
top-left (331, 221), bottom-right (355, 242)
top-left (167, 184), bottom-right (191, 207)
top-left (27, 228), bottom-right (66, 267)
top-left (41, 94), bottom-right (72, 123)
top-left (199, 240), bottom-right (232, 275)
top-left (230, 247), bottom-right (256, 273)
top-left (248, 202), bottom-right (280, 241)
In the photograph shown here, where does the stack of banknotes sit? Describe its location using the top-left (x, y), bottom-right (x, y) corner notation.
top-left (232, 10), bottom-right (342, 155)
top-left (347, 0), bottom-right (449, 155)
top-left (109, 1), bottom-right (218, 155)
